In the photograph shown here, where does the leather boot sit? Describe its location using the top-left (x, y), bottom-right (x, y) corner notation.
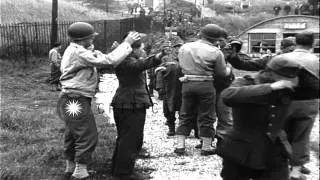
top-left (167, 123), bottom-right (175, 136)
top-left (194, 127), bottom-right (199, 139)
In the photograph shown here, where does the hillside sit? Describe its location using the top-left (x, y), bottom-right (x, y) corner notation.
top-left (0, 0), bottom-right (126, 24)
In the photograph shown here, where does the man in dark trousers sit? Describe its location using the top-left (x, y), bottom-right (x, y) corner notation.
top-left (155, 42), bottom-right (183, 136)
top-left (174, 24), bottom-right (231, 156)
top-left (225, 32), bottom-right (319, 178)
top-left (218, 56), bottom-right (319, 180)
top-left (281, 32), bottom-right (319, 180)
top-left (110, 32), bottom-right (165, 180)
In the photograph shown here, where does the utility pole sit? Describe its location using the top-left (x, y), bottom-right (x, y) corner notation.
top-left (163, 0), bottom-right (166, 17)
top-left (106, 0), bottom-right (109, 13)
top-left (51, 0), bottom-right (58, 48)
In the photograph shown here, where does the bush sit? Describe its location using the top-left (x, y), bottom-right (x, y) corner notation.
top-left (0, 168), bottom-right (19, 180)
top-left (182, 12), bottom-right (273, 37)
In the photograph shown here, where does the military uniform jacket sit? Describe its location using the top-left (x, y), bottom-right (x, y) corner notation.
top-left (227, 52), bottom-right (270, 71)
top-left (155, 61), bottom-right (183, 112)
top-left (218, 74), bottom-right (319, 169)
top-left (218, 75), bottom-right (294, 170)
top-left (111, 53), bottom-right (161, 109)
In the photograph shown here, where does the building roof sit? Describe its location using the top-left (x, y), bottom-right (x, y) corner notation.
top-left (236, 15), bottom-right (320, 37)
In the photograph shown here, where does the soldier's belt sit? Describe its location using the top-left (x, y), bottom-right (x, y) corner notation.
top-left (179, 75), bottom-right (214, 82)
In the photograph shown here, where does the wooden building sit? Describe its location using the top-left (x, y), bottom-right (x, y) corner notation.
top-left (236, 15), bottom-right (319, 55)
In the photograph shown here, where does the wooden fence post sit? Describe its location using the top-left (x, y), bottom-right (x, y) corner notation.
top-left (35, 22), bottom-right (39, 55)
top-left (22, 35), bottom-right (27, 64)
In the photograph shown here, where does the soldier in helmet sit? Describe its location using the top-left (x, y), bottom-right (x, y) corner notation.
top-left (174, 24), bottom-right (231, 156)
top-left (57, 22), bottom-right (140, 179)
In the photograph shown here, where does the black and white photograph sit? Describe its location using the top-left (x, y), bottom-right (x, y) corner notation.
top-left (0, 0), bottom-right (319, 179)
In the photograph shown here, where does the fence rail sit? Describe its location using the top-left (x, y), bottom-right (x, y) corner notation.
top-left (0, 17), bottom-right (164, 59)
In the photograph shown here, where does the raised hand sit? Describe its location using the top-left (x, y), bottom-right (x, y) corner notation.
top-left (270, 79), bottom-right (298, 91)
top-left (124, 31), bottom-right (140, 45)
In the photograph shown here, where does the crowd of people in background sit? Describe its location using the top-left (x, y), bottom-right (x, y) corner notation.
top-left (273, 0), bottom-right (320, 16)
top-left (50, 19), bottom-right (319, 180)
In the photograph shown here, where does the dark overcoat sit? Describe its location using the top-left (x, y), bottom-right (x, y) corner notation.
top-left (111, 53), bottom-right (161, 109)
top-left (217, 73), bottom-right (319, 169)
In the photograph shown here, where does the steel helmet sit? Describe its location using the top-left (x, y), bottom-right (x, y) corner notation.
top-left (67, 22), bottom-right (98, 40)
top-left (200, 24), bottom-right (228, 41)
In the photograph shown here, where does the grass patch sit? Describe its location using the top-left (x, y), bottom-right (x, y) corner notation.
top-left (1, 110), bottom-right (46, 132)
top-left (0, 58), bottom-right (118, 179)
top-left (0, 0), bottom-right (124, 24)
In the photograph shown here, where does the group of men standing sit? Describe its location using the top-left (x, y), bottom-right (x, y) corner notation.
top-left (54, 20), bottom-right (319, 180)
top-left (154, 23), bottom-right (319, 180)
top-left (273, 1), bottom-right (320, 16)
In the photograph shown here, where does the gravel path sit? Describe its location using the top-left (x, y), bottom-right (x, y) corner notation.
top-left (140, 98), bottom-right (319, 180)
top-left (139, 99), bottom-right (223, 180)
top-left (97, 74), bottom-right (319, 180)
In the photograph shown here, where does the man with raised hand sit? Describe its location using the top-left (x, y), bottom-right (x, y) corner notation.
top-left (57, 22), bottom-right (140, 180)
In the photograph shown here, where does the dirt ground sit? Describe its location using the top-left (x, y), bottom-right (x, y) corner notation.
top-left (0, 60), bottom-right (319, 180)
top-left (97, 73), bottom-right (319, 180)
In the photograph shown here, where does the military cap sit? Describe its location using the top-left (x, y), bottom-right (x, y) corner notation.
top-left (229, 38), bottom-right (243, 45)
top-left (266, 55), bottom-right (301, 78)
top-left (228, 38), bottom-right (243, 52)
